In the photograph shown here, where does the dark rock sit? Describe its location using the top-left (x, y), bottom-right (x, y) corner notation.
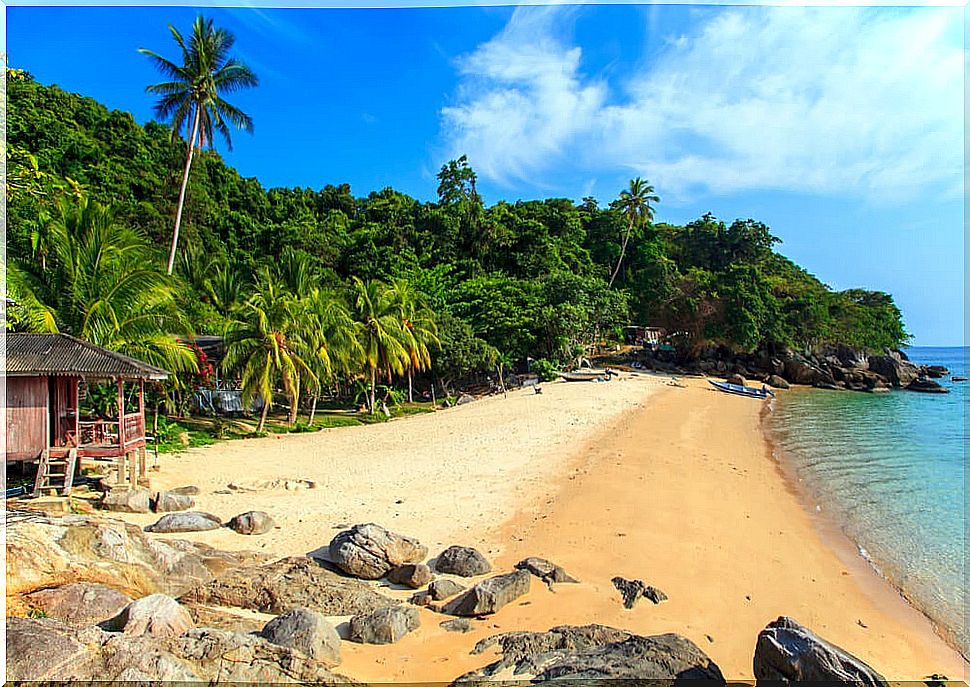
top-left (26, 582), bottom-right (133, 628)
top-left (725, 373), bottom-right (747, 387)
top-left (907, 377), bottom-right (949, 394)
top-left (348, 605), bottom-right (420, 645)
top-left (228, 511), bottom-right (276, 535)
top-left (434, 545), bottom-right (491, 577)
top-left (102, 489), bottom-right (151, 513)
top-left (814, 382), bottom-right (842, 391)
top-left (428, 578), bottom-right (466, 601)
top-left (764, 374), bottom-right (790, 390)
top-left (328, 523), bottom-right (428, 580)
top-left (783, 357), bottom-right (824, 386)
top-left (145, 511), bottom-right (223, 533)
top-left (387, 563), bottom-right (433, 589)
top-left (455, 624), bottom-right (725, 683)
top-left (440, 618), bottom-right (474, 633)
top-left (754, 616), bottom-right (888, 686)
top-left (924, 365), bottom-right (948, 379)
top-left (443, 569), bottom-right (531, 616)
top-left (152, 491), bottom-right (195, 513)
top-left (611, 577), bottom-right (667, 608)
top-left (170, 485), bottom-right (201, 496)
top-left (106, 593), bottom-right (195, 638)
top-left (259, 607), bottom-right (341, 666)
top-left (952, 376), bottom-right (967, 382)
top-left (868, 352), bottom-right (920, 387)
top-left (514, 556), bottom-right (579, 585)
top-left (180, 556), bottom-right (393, 616)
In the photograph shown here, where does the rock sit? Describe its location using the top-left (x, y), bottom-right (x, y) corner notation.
top-left (152, 491), bottom-right (195, 513)
top-left (428, 579), bottom-right (466, 601)
top-left (440, 618), bottom-right (473, 633)
top-left (765, 374), bottom-right (790, 390)
top-left (181, 602), bottom-right (265, 634)
top-left (814, 382), bottom-right (842, 391)
top-left (145, 511), bottom-right (223, 533)
top-left (643, 586), bottom-right (668, 604)
top-left (328, 523), bottom-right (428, 580)
top-left (783, 357), bottom-right (824, 386)
top-left (754, 616), bottom-right (888, 686)
top-left (514, 556), bottom-right (579, 585)
top-left (907, 378), bottom-right (949, 394)
top-left (169, 485), bottom-right (201, 496)
top-left (102, 489), bottom-right (151, 513)
top-left (348, 605), bottom-right (420, 644)
top-left (387, 563), bottom-right (433, 589)
top-left (725, 373), bottom-right (747, 387)
top-left (6, 616), bottom-right (102, 681)
top-left (443, 570), bottom-right (531, 616)
top-left (455, 624), bottom-right (725, 683)
top-left (259, 607), bottom-right (341, 666)
top-left (952, 376), bottom-right (967, 382)
top-left (611, 577), bottom-right (667, 608)
top-left (409, 592), bottom-right (434, 607)
top-left (924, 365), bottom-right (948, 379)
top-left (456, 394), bottom-right (475, 405)
top-left (868, 352), bottom-right (920, 387)
top-left (434, 545), bottom-right (491, 577)
top-left (108, 594), bottom-right (195, 638)
top-left (228, 511), bottom-right (276, 535)
top-left (26, 582), bottom-right (133, 628)
top-left (180, 556), bottom-right (393, 616)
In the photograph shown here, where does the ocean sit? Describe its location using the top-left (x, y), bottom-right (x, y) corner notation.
top-left (768, 346), bottom-right (967, 658)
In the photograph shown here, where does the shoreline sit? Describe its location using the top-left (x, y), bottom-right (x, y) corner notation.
top-left (761, 390), bottom-right (968, 664)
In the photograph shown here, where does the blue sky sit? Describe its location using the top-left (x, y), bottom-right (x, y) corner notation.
top-left (6, 3), bottom-right (965, 345)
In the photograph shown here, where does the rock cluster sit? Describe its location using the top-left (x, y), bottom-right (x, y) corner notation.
top-left (328, 523), bottom-right (428, 579)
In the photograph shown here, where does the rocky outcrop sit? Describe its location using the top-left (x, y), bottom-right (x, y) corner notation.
top-left (907, 378), bottom-right (949, 394)
top-left (434, 545), bottom-right (492, 577)
top-left (753, 616), bottom-right (888, 686)
top-left (868, 352), bottom-right (919, 388)
top-left (443, 570), bottom-right (531, 616)
top-left (108, 594), bottom-right (195, 638)
top-left (454, 624), bottom-right (725, 683)
top-left (348, 605), bottom-right (420, 645)
top-left (145, 512), bottom-right (223, 533)
top-left (102, 489), bottom-right (151, 513)
top-left (514, 556), bottom-right (579, 585)
top-left (25, 582), bottom-right (132, 628)
top-left (152, 491), bottom-right (195, 513)
top-left (259, 608), bottom-right (341, 666)
top-left (328, 523), bottom-right (428, 580)
top-left (228, 511), bottom-right (276, 535)
top-left (180, 556), bottom-right (393, 616)
top-left (387, 563), bottom-right (433, 589)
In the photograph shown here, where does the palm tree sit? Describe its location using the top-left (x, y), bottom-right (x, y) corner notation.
top-left (302, 287), bottom-right (362, 423)
top-left (7, 196), bottom-right (196, 374)
top-left (350, 278), bottom-right (409, 413)
top-left (223, 270), bottom-right (314, 432)
top-left (608, 178), bottom-right (660, 288)
top-left (140, 15), bottom-right (258, 275)
top-left (390, 279), bottom-right (439, 403)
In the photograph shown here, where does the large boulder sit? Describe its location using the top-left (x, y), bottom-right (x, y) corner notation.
top-left (26, 582), bottom-right (133, 628)
top-left (434, 545), bottom-right (492, 577)
top-left (515, 556), bottom-right (579, 585)
top-left (387, 563), bottom-right (433, 589)
top-left (868, 352), bottom-right (920, 387)
top-left (443, 569), bottom-right (531, 616)
top-left (348, 605), bottom-right (420, 645)
top-left (6, 616), bottom-right (102, 681)
top-left (145, 512), bottom-right (223, 533)
top-left (180, 556), bottom-right (393, 616)
top-left (764, 374), bottom-right (790, 390)
top-left (102, 489), bottom-right (151, 513)
top-left (152, 491), bottom-right (195, 513)
top-left (228, 511), bottom-right (276, 535)
top-left (454, 624), bottom-right (725, 683)
top-left (327, 523), bottom-right (427, 580)
top-left (259, 608), bottom-right (341, 666)
top-left (907, 378), bottom-right (949, 394)
top-left (783, 357), bottom-right (824, 386)
top-left (108, 593), bottom-right (195, 638)
top-left (754, 616), bottom-right (888, 686)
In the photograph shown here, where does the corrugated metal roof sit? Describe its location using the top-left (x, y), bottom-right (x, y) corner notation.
top-left (5, 333), bottom-right (169, 380)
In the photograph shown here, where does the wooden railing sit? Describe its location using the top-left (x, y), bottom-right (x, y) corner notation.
top-left (123, 413), bottom-right (144, 446)
top-left (78, 414), bottom-right (145, 448)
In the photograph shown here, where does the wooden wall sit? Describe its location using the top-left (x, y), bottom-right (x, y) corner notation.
top-left (6, 376), bottom-right (48, 462)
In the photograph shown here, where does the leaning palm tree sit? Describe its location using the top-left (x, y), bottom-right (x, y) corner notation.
top-left (608, 178), bottom-right (660, 288)
top-left (390, 279), bottom-right (439, 403)
top-left (140, 15), bottom-right (258, 275)
top-left (302, 287), bottom-right (362, 423)
top-left (350, 278), bottom-right (409, 414)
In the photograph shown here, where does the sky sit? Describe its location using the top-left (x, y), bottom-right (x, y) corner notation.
top-left (5, 2), bottom-right (965, 345)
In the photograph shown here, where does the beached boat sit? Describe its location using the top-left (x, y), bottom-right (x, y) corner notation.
top-left (708, 379), bottom-right (774, 399)
top-left (560, 369), bottom-right (612, 382)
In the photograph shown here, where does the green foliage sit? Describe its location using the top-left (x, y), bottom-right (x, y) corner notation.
top-left (530, 358), bottom-right (559, 382)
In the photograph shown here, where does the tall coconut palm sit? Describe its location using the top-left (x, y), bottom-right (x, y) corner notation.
top-left (223, 270), bottom-right (314, 431)
top-left (608, 178), bottom-right (660, 288)
top-left (140, 15), bottom-right (258, 275)
top-left (390, 279), bottom-right (439, 403)
top-left (350, 278), bottom-right (409, 413)
top-left (302, 287), bottom-right (362, 423)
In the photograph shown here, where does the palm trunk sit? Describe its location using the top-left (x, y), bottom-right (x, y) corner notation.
top-left (369, 367), bottom-right (377, 414)
top-left (308, 395), bottom-right (318, 425)
top-left (167, 106), bottom-right (201, 275)
top-left (607, 217), bottom-right (634, 288)
top-left (408, 368), bottom-right (414, 403)
top-left (257, 398), bottom-right (270, 433)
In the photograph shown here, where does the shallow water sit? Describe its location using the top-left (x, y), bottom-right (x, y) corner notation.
top-left (769, 347), bottom-right (967, 656)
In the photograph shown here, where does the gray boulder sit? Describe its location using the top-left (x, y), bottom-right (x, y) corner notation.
top-left (26, 582), bottom-right (133, 628)
top-left (754, 616), bottom-right (888, 686)
top-left (907, 378), bottom-right (949, 394)
top-left (455, 624), bottom-right (725, 683)
top-left (145, 511), bottom-right (223, 533)
top-left (348, 605), bottom-right (420, 645)
top-left (456, 394), bottom-right (475, 405)
top-left (515, 556), bottom-right (579, 585)
top-left (612, 576), bottom-right (667, 609)
top-left (328, 523), bottom-right (428, 579)
top-left (434, 545), bottom-right (491, 577)
top-left (228, 510), bottom-right (276, 535)
top-left (440, 618), bottom-right (473, 633)
top-left (387, 563), bottom-right (433, 589)
top-left (108, 593), bottom-right (195, 638)
top-left (765, 374), bottom-right (790, 390)
top-left (868, 352), bottom-right (919, 387)
top-left (443, 569), bottom-right (531, 616)
top-left (725, 373), bottom-right (747, 387)
top-left (152, 491), bottom-right (195, 513)
top-left (180, 556), bottom-right (393, 616)
top-left (102, 489), bottom-right (151, 513)
top-left (428, 578), bottom-right (466, 601)
top-left (783, 357), bottom-right (824, 386)
top-left (259, 607), bottom-right (341, 666)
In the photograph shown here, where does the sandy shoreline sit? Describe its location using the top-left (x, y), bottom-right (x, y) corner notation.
top-left (89, 374), bottom-right (967, 682)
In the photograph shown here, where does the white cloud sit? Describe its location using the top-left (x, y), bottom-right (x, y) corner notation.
top-left (438, 6), bottom-right (963, 202)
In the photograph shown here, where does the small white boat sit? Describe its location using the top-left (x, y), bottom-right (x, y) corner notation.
top-left (709, 380), bottom-right (774, 399)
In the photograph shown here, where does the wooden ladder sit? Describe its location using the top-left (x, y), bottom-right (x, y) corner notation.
top-left (32, 447), bottom-right (78, 497)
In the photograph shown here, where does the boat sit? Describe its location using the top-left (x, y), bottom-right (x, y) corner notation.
top-left (708, 379), bottom-right (774, 399)
top-left (560, 369), bottom-right (613, 382)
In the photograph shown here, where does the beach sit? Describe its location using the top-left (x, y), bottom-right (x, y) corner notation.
top-left (101, 373), bottom-right (968, 682)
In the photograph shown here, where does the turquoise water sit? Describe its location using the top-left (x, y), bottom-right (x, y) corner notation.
top-left (768, 347), bottom-right (967, 657)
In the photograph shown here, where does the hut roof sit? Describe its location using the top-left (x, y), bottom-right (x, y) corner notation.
top-left (5, 333), bottom-right (169, 380)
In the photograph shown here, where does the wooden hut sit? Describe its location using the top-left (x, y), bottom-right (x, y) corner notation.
top-left (5, 333), bottom-right (168, 495)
